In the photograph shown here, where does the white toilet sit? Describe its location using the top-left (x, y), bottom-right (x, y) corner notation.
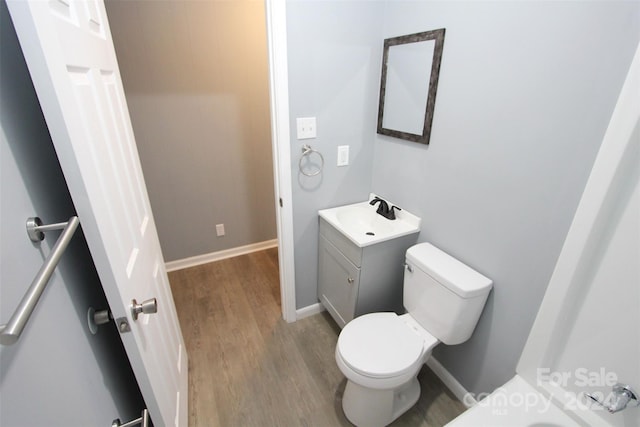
top-left (335, 242), bottom-right (492, 427)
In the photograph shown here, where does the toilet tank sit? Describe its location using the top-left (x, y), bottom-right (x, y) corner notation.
top-left (404, 243), bottom-right (492, 345)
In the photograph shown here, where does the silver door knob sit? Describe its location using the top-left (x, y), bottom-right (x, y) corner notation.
top-left (131, 298), bottom-right (157, 320)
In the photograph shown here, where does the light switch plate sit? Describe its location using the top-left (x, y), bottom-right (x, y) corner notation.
top-left (296, 117), bottom-right (317, 139)
top-left (337, 145), bottom-right (349, 166)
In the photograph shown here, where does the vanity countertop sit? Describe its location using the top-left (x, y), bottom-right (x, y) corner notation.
top-left (318, 194), bottom-right (421, 248)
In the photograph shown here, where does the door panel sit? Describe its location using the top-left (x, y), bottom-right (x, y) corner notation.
top-left (7, 1), bottom-right (188, 425)
top-left (318, 234), bottom-right (360, 328)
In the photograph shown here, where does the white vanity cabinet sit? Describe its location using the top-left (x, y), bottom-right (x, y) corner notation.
top-left (318, 217), bottom-right (419, 328)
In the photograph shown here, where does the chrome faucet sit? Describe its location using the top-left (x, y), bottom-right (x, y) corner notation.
top-left (586, 383), bottom-right (639, 413)
top-left (369, 197), bottom-right (401, 220)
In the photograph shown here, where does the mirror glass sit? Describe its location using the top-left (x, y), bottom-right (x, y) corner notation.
top-left (377, 29), bottom-right (445, 145)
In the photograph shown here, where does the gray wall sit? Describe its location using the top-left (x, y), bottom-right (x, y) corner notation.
top-left (105, 0), bottom-right (276, 263)
top-left (0, 2), bottom-right (144, 425)
top-left (287, 1), bottom-right (385, 307)
top-left (287, 0), bottom-right (640, 395)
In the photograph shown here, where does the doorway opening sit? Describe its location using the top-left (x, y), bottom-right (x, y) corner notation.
top-left (104, 0), bottom-right (295, 320)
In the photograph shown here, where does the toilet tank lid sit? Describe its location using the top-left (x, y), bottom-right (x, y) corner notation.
top-left (406, 243), bottom-right (493, 298)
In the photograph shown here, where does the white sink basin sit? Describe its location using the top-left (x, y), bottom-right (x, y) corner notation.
top-left (318, 194), bottom-right (421, 247)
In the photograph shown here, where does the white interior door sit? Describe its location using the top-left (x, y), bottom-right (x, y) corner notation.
top-left (6, 1), bottom-right (188, 426)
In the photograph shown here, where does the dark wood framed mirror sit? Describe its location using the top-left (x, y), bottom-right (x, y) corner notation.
top-left (377, 29), bottom-right (446, 145)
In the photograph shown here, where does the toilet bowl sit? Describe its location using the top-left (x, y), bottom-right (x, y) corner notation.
top-left (335, 243), bottom-right (492, 426)
top-left (336, 312), bottom-right (439, 426)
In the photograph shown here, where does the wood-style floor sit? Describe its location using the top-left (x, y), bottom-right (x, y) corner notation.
top-left (168, 248), bottom-right (466, 427)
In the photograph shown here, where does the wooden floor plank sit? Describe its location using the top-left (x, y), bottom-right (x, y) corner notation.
top-left (169, 248), bottom-right (466, 426)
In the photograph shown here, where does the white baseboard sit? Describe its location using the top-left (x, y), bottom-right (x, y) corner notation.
top-left (165, 239), bottom-right (278, 272)
top-left (296, 302), bottom-right (325, 320)
top-left (427, 357), bottom-right (476, 408)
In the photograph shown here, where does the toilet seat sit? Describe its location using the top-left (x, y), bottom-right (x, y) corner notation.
top-left (337, 312), bottom-right (435, 379)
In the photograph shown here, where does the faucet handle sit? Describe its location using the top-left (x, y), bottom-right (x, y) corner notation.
top-left (387, 205), bottom-right (401, 220)
top-left (586, 383), bottom-right (638, 413)
top-left (611, 384), bottom-right (639, 410)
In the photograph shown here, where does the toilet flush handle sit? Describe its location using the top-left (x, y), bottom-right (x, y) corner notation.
top-left (404, 263), bottom-right (413, 273)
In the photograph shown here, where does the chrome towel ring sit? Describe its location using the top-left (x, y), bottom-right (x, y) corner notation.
top-left (299, 144), bottom-right (324, 177)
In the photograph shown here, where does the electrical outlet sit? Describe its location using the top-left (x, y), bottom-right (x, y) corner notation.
top-left (216, 224), bottom-right (225, 237)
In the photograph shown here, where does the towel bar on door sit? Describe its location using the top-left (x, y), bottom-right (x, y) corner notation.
top-left (0, 216), bottom-right (80, 345)
top-left (112, 409), bottom-right (149, 427)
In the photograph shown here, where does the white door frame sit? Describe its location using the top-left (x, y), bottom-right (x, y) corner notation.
top-left (265, 0), bottom-right (297, 322)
